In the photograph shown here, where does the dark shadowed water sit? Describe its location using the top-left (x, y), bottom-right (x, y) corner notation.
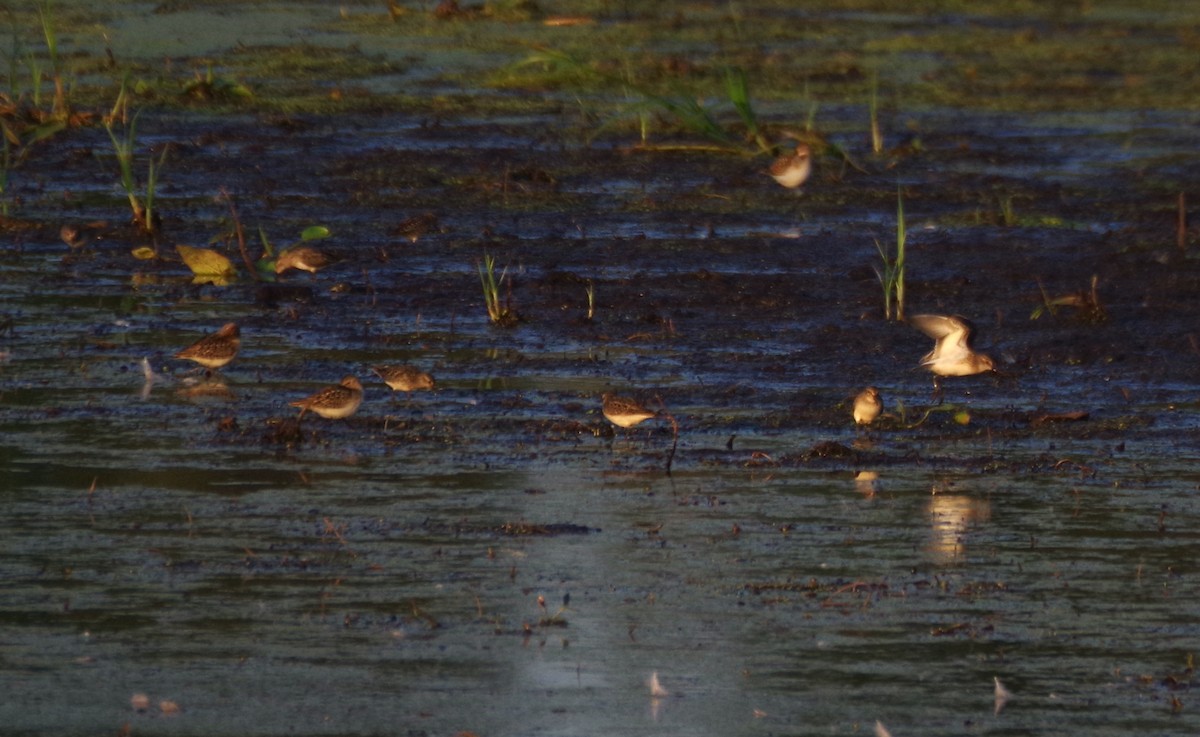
top-left (2, 3), bottom-right (1200, 736)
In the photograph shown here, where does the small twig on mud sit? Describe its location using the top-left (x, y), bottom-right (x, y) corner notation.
top-left (322, 516), bottom-right (349, 546)
top-left (411, 601), bottom-right (440, 629)
top-left (655, 395), bottom-right (679, 476)
top-left (220, 188), bottom-right (259, 281)
top-left (1177, 192), bottom-right (1188, 254)
top-left (1052, 458), bottom-right (1095, 478)
top-left (820, 580), bottom-right (880, 609)
top-left (900, 404), bottom-right (941, 429)
top-left (362, 267), bottom-right (377, 308)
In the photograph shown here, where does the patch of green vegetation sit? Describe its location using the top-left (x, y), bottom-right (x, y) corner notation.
top-left (466, 2), bottom-right (1200, 115)
top-left (479, 252), bottom-right (518, 326)
top-left (874, 188), bottom-right (906, 321)
top-left (226, 43), bottom-right (405, 83)
top-left (8, 0), bottom-right (1200, 131)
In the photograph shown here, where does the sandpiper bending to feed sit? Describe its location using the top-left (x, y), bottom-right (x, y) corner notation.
top-left (853, 387), bottom-right (883, 426)
top-left (290, 376), bottom-right (364, 419)
top-left (392, 212), bottom-right (439, 243)
top-left (601, 393), bottom-right (657, 429)
top-left (175, 322), bottom-right (240, 371)
top-left (766, 142), bottom-right (812, 189)
top-left (60, 224), bottom-right (88, 250)
top-left (372, 365), bottom-right (435, 393)
top-left (910, 314), bottom-right (995, 399)
top-left (275, 246), bottom-right (336, 277)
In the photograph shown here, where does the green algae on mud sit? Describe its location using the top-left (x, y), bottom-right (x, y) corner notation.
top-left (12, 0), bottom-right (1200, 121)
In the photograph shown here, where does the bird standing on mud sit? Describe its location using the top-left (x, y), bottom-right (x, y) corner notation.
top-left (175, 322), bottom-right (241, 372)
top-left (853, 387), bottom-right (883, 425)
top-left (290, 376), bottom-right (364, 419)
top-left (601, 393), bottom-right (658, 429)
top-left (372, 365), bottom-right (436, 393)
top-left (766, 142), bottom-right (812, 189)
top-left (275, 246), bottom-right (337, 277)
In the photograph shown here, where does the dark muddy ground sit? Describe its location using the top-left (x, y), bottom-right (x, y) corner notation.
top-left (10, 108), bottom-right (1199, 451)
top-left (2, 3), bottom-right (1200, 736)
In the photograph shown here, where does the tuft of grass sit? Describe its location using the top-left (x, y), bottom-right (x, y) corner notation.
top-left (35, 0), bottom-right (69, 121)
top-left (998, 193), bottom-right (1016, 226)
top-left (479, 253), bottom-right (517, 326)
top-left (181, 67), bottom-right (253, 103)
top-left (513, 49), bottom-right (773, 155)
top-left (802, 76), bottom-right (819, 133)
top-left (868, 70), bottom-right (883, 155)
top-left (143, 142), bottom-right (167, 233)
top-left (0, 135), bottom-right (10, 217)
top-left (723, 66), bottom-right (770, 154)
top-left (1178, 192), bottom-right (1188, 255)
top-left (873, 187), bottom-right (906, 321)
top-left (103, 78), bottom-right (167, 241)
top-left (1030, 275), bottom-right (1106, 322)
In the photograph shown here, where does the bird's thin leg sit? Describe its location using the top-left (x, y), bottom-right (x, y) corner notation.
top-left (931, 376), bottom-right (944, 405)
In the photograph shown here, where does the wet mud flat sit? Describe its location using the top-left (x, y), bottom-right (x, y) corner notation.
top-left (2, 2), bottom-right (1200, 736)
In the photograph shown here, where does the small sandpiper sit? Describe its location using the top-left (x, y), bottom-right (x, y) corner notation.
top-left (60, 224), bottom-right (88, 250)
top-left (391, 212), bottom-right (439, 243)
top-left (175, 322), bottom-right (240, 371)
top-left (275, 246), bottom-right (336, 277)
top-left (910, 314), bottom-right (995, 398)
top-left (601, 393), bottom-right (658, 428)
top-left (852, 387), bottom-right (883, 426)
top-left (290, 375), bottom-right (364, 419)
top-left (767, 143), bottom-right (812, 189)
top-left (371, 365), bottom-right (435, 393)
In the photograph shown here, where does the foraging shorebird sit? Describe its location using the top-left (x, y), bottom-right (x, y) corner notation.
top-left (767, 143), bottom-right (812, 189)
top-left (910, 314), bottom-right (995, 399)
top-left (275, 246), bottom-right (337, 277)
top-left (601, 393), bottom-right (658, 428)
top-left (371, 365), bottom-right (435, 393)
top-left (852, 387), bottom-right (883, 426)
top-left (391, 212), bottom-right (439, 243)
top-left (175, 322), bottom-right (240, 371)
top-left (60, 224), bottom-right (88, 250)
top-left (290, 376), bottom-right (364, 420)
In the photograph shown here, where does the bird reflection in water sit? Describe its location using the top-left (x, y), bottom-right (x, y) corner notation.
top-left (927, 484), bottom-right (991, 563)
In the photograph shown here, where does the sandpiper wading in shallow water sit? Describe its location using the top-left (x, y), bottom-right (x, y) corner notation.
top-left (767, 143), bottom-right (811, 189)
top-left (853, 387), bottom-right (883, 426)
top-left (371, 365), bottom-right (435, 393)
top-left (601, 393), bottom-right (657, 429)
top-left (290, 376), bottom-right (364, 419)
top-left (175, 322), bottom-right (240, 371)
top-left (910, 314), bottom-right (995, 398)
top-left (60, 224), bottom-right (88, 250)
top-left (275, 246), bottom-right (336, 276)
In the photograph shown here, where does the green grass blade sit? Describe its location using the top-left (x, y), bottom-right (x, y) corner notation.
top-left (895, 187), bottom-right (906, 321)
